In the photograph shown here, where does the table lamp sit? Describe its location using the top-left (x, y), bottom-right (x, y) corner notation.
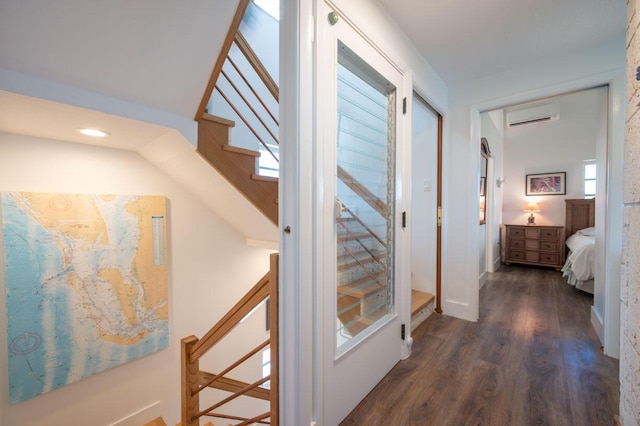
top-left (525, 202), bottom-right (540, 226)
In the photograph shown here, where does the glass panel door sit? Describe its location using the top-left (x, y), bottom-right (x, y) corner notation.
top-left (335, 41), bottom-right (396, 354)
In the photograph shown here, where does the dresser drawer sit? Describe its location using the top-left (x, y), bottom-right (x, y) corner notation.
top-left (539, 227), bottom-right (560, 240)
top-left (538, 253), bottom-right (559, 264)
top-left (507, 226), bottom-right (527, 238)
top-left (509, 239), bottom-right (526, 250)
top-left (508, 250), bottom-right (526, 261)
top-left (539, 241), bottom-right (558, 252)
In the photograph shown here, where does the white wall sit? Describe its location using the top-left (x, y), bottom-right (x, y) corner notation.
top-left (481, 110), bottom-right (504, 272)
top-left (0, 133), bottom-right (274, 426)
top-left (501, 88), bottom-right (603, 227)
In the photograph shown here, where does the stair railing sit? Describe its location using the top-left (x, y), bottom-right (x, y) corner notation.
top-left (197, 0), bottom-right (280, 177)
top-left (181, 253), bottom-right (279, 426)
top-left (212, 29), bottom-right (280, 175)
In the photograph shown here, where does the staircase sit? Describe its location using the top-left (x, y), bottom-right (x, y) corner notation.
top-left (180, 0), bottom-right (436, 423)
top-left (197, 113), bottom-right (278, 225)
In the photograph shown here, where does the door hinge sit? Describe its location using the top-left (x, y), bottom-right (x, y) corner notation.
top-left (402, 211), bottom-right (406, 228)
top-left (437, 206), bottom-right (442, 227)
top-left (401, 323), bottom-right (406, 340)
top-left (402, 97), bottom-right (407, 115)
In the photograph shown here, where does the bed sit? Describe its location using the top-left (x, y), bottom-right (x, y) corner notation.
top-left (561, 199), bottom-right (595, 294)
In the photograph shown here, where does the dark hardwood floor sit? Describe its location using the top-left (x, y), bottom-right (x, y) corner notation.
top-left (340, 265), bottom-right (620, 425)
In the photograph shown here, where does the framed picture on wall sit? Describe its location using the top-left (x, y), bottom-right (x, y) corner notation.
top-left (526, 172), bottom-right (566, 195)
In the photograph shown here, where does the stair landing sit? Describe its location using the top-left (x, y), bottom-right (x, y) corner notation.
top-left (411, 290), bottom-right (435, 331)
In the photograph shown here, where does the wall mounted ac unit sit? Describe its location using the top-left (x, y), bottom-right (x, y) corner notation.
top-left (506, 104), bottom-right (560, 127)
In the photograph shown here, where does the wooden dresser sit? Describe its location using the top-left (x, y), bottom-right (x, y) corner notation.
top-left (504, 225), bottom-right (565, 270)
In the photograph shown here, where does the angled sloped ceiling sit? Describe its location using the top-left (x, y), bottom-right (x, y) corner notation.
top-left (0, 0), bottom-right (238, 118)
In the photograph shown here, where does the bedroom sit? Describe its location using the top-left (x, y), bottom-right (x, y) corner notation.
top-left (479, 86), bottom-right (614, 347)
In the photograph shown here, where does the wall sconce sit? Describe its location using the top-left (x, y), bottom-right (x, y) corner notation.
top-left (496, 177), bottom-right (505, 188)
top-left (525, 202), bottom-right (540, 226)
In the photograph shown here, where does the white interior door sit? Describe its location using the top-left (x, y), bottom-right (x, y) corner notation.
top-left (318, 5), bottom-right (408, 424)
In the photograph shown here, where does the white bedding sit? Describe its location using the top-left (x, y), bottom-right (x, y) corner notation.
top-left (563, 232), bottom-right (595, 281)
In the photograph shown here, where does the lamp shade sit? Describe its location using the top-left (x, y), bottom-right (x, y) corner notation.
top-left (525, 202), bottom-right (540, 212)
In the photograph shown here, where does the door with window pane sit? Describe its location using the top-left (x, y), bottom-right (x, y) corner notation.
top-left (321, 8), bottom-right (407, 425)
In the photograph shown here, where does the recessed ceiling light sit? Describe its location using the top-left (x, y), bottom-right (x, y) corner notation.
top-left (77, 128), bottom-right (110, 137)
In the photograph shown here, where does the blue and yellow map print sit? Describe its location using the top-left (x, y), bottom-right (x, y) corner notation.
top-left (2, 192), bottom-right (168, 404)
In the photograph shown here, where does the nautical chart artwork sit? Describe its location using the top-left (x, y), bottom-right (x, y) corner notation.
top-left (2, 192), bottom-right (168, 404)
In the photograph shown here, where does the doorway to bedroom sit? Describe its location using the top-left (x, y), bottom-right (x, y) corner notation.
top-left (479, 85), bottom-right (618, 355)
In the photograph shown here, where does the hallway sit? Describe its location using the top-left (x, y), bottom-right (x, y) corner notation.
top-left (341, 266), bottom-right (620, 425)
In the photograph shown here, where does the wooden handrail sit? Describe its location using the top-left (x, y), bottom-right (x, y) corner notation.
top-left (337, 165), bottom-right (388, 218)
top-left (181, 253), bottom-right (279, 426)
top-left (195, 0), bottom-right (250, 120)
top-left (191, 273), bottom-right (270, 360)
top-left (234, 31), bottom-right (279, 102)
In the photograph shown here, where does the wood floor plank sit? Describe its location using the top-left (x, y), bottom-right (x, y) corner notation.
top-left (340, 265), bottom-right (619, 425)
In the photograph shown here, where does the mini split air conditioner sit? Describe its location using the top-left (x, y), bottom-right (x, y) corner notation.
top-left (506, 104), bottom-right (560, 127)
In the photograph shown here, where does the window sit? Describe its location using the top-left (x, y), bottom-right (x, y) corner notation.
top-left (584, 160), bottom-right (596, 198)
top-left (261, 348), bottom-right (271, 389)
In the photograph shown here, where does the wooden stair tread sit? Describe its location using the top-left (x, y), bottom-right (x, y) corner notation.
top-left (338, 231), bottom-right (375, 242)
top-left (411, 290), bottom-right (435, 316)
top-left (338, 250), bottom-right (386, 270)
top-left (201, 112), bottom-right (235, 127)
top-left (222, 144), bottom-right (261, 157)
top-left (337, 273), bottom-right (385, 298)
top-left (251, 173), bottom-right (278, 183)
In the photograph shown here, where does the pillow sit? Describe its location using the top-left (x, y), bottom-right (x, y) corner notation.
top-left (576, 227), bottom-right (595, 236)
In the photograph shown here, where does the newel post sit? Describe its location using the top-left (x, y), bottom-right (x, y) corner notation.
top-left (269, 253), bottom-right (279, 426)
top-left (181, 335), bottom-right (200, 426)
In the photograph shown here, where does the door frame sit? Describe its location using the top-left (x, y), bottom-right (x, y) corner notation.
top-left (410, 92), bottom-right (444, 313)
top-left (473, 72), bottom-right (624, 358)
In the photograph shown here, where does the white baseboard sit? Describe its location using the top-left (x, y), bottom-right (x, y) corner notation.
top-left (109, 401), bottom-right (161, 426)
top-left (591, 306), bottom-right (604, 345)
top-left (492, 258), bottom-right (502, 272)
top-left (479, 272), bottom-right (487, 289)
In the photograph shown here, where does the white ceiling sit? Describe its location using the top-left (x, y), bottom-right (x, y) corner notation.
top-left (377, 0), bottom-right (627, 86)
top-left (0, 0), bottom-right (238, 118)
